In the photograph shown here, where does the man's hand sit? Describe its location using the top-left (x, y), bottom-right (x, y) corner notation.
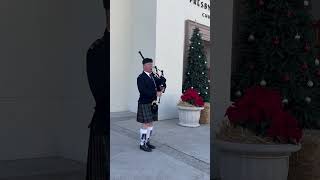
top-left (157, 91), bottom-right (162, 97)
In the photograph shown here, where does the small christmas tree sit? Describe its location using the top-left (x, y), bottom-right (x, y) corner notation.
top-left (182, 27), bottom-right (210, 102)
top-left (232, 0), bottom-right (320, 128)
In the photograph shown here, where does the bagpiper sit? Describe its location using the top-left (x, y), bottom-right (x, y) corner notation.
top-left (136, 56), bottom-right (165, 152)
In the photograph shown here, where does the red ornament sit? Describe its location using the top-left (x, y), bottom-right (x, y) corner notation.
top-left (312, 20), bottom-right (320, 28)
top-left (283, 74), bottom-right (290, 81)
top-left (257, 0), bottom-right (264, 6)
top-left (304, 43), bottom-right (311, 52)
top-left (301, 62), bottom-right (308, 71)
top-left (249, 63), bottom-right (255, 70)
top-left (273, 37), bottom-right (280, 45)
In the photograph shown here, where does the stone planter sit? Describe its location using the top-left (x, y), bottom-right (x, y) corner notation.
top-left (177, 105), bottom-right (204, 127)
top-left (216, 140), bottom-right (301, 180)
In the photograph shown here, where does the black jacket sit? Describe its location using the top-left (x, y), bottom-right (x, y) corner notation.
top-left (137, 72), bottom-right (159, 104)
top-left (86, 31), bottom-right (109, 135)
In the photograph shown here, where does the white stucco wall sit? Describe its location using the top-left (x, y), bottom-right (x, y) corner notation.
top-left (110, 0), bottom-right (133, 112)
top-left (155, 0), bottom-right (210, 120)
top-left (110, 0), bottom-right (157, 113)
top-left (126, 0), bottom-right (158, 114)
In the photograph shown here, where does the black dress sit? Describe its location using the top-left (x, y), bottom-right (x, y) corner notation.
top-left (85, 30), bottom-right (109, 180)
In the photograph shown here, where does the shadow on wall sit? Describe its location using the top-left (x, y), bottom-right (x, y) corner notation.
top-left (0, 0), bottom-right (105, 162)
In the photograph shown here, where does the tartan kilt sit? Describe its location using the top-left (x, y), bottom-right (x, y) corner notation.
top-left (137, 103), bottom-right (158, 123)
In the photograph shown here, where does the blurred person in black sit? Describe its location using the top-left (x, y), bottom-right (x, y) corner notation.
top-left (85, 0), bottom-right (109, 179)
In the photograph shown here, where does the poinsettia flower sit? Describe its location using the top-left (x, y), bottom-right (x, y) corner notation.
top-left (283, 111), bottom-right (302, 142)
top-left (195, 97), bottom-right (205, 106)
top-left (225, 85), bottom-right (302, 144)
top-left (256, 89), bottom-right (282, 117)
top-left (268, 111), bottom-right (287, 138)
top-left (226, 106), bottom-right (249, 124)
top-left (267, 110), bottom-right (302, 143)
top-left (180, 88), bottom-right (204, 107)
top-left (248, 106), bottom-right (264, 123)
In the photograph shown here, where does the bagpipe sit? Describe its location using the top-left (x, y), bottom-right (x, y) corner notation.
top-left (152, 65), bottom-right (167, 94)
top-left (139, 51), bottom-right (167, 113)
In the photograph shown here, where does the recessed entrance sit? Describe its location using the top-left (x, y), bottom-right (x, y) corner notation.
top-left (183, 20), bottom-right (210, 83)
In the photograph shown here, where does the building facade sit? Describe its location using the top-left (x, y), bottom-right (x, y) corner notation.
top-left (111, 0), bottom-right (210, 120)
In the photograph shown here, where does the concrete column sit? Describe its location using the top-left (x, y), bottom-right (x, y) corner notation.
top-left (110, 0), bottom-right (133, 112)
top-left (127, 0), bottom-right (157, 114)
top-left (210, 0), bottom-right (234, 178)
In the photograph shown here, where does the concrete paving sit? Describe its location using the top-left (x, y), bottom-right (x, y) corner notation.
top-left (110, 112), bottom-right (210, 180)
top-left (0, 111), bottom-right (210, 180)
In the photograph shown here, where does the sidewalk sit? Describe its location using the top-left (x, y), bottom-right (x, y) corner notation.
top-left (110, 112), bottom-right (210, 180)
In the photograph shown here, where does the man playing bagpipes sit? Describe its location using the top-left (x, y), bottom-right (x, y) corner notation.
top-left (137, 51), bottom-right (166, 152)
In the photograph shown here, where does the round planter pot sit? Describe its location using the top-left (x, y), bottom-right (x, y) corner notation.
top-left (215, 140), bottom-right (301, 180)
top-left (177, 105), bottom-right (204, 127)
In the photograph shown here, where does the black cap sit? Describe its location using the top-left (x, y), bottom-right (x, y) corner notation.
top-left (142, 58), bottom-right (153, 64)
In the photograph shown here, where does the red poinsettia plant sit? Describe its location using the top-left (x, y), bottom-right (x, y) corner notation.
top-left (180, 88), bottom-right (205, 107)
top-left (225, 86), bottom-right (303, 144)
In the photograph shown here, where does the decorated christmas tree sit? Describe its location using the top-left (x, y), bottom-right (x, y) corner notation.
top-left (182, 27), bottom-right (210, 102)
top-left (231, 0), bottom-right (320, 128)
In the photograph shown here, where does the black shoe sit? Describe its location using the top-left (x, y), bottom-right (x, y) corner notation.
top-left (140, 144), bottom-right (152, 152)
top-left (146, 141), bottom-right (156, 149)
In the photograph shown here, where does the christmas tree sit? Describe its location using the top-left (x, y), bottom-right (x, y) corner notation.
top-left (232, 0), bottom-right (320, 128)
top-left (182, 27), bottom-right (210, 102)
